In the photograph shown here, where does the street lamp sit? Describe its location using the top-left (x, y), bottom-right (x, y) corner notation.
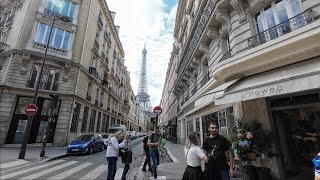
top-left (18, 14), bottom-right (70, 159)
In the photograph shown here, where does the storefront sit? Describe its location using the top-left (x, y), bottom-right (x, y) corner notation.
top-left (268, 91), bottom-right (320, 179)
top-left (5, 96), bottom-right (60, 144)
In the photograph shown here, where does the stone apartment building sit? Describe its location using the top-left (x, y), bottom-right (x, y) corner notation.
top-left (160, 0), bottom-right (320, 179)
top-left (0, 0), bottom-right (141, 147)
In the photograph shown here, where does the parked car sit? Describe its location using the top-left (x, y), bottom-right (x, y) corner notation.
top-left (108, 124), bottom-right (127, 134)
top-left (67, 134), bottom-right (105, 155)
top-left (102, 133), bottom-right (114, 148)
top-left (130, 131), bottom-right (137, 139)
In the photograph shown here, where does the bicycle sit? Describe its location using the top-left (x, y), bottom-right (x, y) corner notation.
top-left (159, 139), bottom-right (167, 157)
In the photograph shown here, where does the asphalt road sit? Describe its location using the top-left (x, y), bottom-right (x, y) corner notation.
top-left (0, 136), bottom-right (171, 180)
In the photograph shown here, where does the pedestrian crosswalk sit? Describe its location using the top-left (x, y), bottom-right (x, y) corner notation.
top-left (0, 159), bottom-right (135, 180)
top-left (1, 159), bottom-right (169, 180)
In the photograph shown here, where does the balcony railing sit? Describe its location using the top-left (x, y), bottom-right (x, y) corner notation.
top-left (191, 87), bottom-right (197, 97)
top-left (200, 74), bottom-right (209, 88)
top-left (104, 32), bottom-right (111, 45)
top-left (26, 80), bottom-right (58, 91)
top-left (44, 8), bottom-right (73, 22)
top-left (89, 67), bottom-right (99, 79)
top-left (98, 16), bottom-right (103, 29)
top-left (248, 10), bottom-right (314, 49)
top-left (33, 42), bottom-right (68, 56)
top-left (185, 95), bottom-right (190, 103)
top-left (218, 50), bottom-right (232, 63)
top-left (94, 40), bottom-right (99, 51)
top-left (0, 42), bottom-right (10, 52)
top-left (101, 52), bottom-right (105, 59)
top-left (102, 80), bottom-right (109, 89)
top-left (86, 95), bottom-right (91, 101)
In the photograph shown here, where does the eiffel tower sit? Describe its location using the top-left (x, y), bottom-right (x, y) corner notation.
top-left (136, 46), bottom-right (153, 116)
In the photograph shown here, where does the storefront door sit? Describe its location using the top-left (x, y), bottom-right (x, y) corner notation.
top-left (6, 96), bottom-right (60, 144)
top-left (270, 92), bottom-right (320, 179)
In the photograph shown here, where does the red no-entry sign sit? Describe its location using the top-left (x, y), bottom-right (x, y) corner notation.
top-left (153, 106), bottom-right (162, 115)
top-left (24, 104), bottom-right (38, 116)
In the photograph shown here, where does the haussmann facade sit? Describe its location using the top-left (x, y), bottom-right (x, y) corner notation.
top-left (160, 0), bottom-right (320, 179)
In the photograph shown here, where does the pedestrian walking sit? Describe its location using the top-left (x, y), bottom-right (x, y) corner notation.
top-left (314, 152), bottom-right (320, 180)
top-left (106, 132), bottom-right (127, 180)
top-left (120, 134), bottom-right (136, 180)
top-left (182, 131), bottom-right (208, 180)
top-left (147, 126), bottom-right (161, 179)
top-left (142, 131), bottom-right (152, 172)
top-left (202, 121), bottom-right (234, 180)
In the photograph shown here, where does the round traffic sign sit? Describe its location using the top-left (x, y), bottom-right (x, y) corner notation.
top-left (153, 106), bottom-right (162, 115)
top-left (25, 104), bottom-right (38, 116)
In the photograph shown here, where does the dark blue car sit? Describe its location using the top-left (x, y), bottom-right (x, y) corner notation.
top-left (67, 134), bottom-right (105, 155)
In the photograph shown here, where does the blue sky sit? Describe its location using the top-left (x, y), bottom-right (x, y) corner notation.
top-left (107, 0), bottom-right (178, 107)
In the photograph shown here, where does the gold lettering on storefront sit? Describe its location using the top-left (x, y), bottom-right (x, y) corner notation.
top-left (241, 86), bottom-right (283, 99)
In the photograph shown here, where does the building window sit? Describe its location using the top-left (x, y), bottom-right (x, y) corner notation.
top-left (27, 64), bottom-right (60, 91)
top-left (34, 23), bottom-right (72, 50)
top-left (87, 83), bottom-right (92, 99)
top-left (89, 109), bottom-right (96, 132)
top-left (70, 103), bottom-right (81, 132)
top-left (254, 0), bottom-right (302, 33)
top-left (81, 106), bottom-right (89, 132)
top-left (96, 112), bottom-right (101, 132)
top-left (45, 0), bottom-right (77, 20)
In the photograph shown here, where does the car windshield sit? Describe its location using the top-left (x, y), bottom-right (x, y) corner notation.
top-left (75, 134), bottom-right (93, 141)
top-left (102, 133), bottom-right (113, 139)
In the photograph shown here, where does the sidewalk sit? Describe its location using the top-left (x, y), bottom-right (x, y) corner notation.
top-left (0, 145), bottom-right (67, 165)
top-left (157, 141), bottom-right (245, 180)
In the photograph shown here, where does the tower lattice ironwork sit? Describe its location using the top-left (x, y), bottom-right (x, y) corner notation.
top-left (136, 46), bottom-right (153, 115)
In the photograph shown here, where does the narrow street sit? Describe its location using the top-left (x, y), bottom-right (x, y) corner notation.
top-left (0, 137), bottom-right (171, 180)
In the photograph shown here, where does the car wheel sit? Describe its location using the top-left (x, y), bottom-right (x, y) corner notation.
top-left (88, 147), bottom-right (94, 155)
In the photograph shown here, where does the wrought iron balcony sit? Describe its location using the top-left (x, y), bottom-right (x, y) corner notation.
top-left (104, 32), bottom-right (111, 45)
top-left (98, 16), bottom-right (103, 29)
top-left (0, 42), bottom-right (10, 52)
top-left (248, 10), bottom-right (314, 49)
top-left (102, 80), bottom-right (109, 89)
top-left (191, 87), bottom-right (197, 97)
top-left (89, 67), bottom-right (99, 79)
top-left (200, 74), bottom-right (209, 88)
top-left (33, 42), bottom-right (68, 56)
top-left (94, 40), bottom-right (99, 51)
top-left (101, 52), bottom-right (105, 59)
top-left (44, 8), bottom-right (73, 22)
top-left (86, 95), bottom-right (91, 101)
top-left (218, 50), bottom-right (232, 63)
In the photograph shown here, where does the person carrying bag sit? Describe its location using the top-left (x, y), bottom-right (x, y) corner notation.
top-left (120, 134), bottom-right (135, 180)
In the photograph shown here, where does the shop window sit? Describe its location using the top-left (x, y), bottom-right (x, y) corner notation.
top-left (89, 109), bottom-right (96, 132)
top-left (81, 106), bottom-right (89, 132)
top-left (270, 93), bottom-right (320, 108)
top-left (70, 103), bottom-right (81, 132)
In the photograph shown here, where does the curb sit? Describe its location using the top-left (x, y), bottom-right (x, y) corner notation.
top-left (46, 153), bottom-right (68, 162)
top-left (165, 146), bottom-right (179, 163)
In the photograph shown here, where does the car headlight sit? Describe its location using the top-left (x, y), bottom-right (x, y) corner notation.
top-left (68, 145), bottom-right (73, 148)
top-left (82, 142), bottom-right (90, 148)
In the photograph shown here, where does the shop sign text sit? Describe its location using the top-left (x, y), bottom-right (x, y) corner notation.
top-left (241, 85), bottom-right (284, 99)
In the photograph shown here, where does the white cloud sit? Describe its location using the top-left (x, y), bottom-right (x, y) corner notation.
top-left (107, 0), bottom-right (177, 107)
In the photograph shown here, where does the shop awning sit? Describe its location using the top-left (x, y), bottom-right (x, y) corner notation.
top-left (184, 79), bottom-right (239, 116)
top-left (215, 58), bottom-right (320, 105)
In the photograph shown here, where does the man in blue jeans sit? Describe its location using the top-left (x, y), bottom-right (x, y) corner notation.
top-left (106, 132), bottom-right (126, 180)
top-left (147, 126), bottom-right (161, 179)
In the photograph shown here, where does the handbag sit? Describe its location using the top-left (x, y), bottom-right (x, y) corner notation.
top-left (121, 149), bottom-right (132, 164)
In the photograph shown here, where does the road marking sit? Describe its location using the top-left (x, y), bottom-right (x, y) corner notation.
top-left (114, 168), bottom-right (124, 179)
top-left (1, 160), bottom-right (65, 179)
top-left (48, 162), bottom-right (92, 180)
top-left (150, 176), bottom-right (167, 179)
top-left (79, 164), bottom-right (107, 180)
top-left (19, 161), bottom-right (77, 180)
top-left (0, 159), bottom-right (29, 169)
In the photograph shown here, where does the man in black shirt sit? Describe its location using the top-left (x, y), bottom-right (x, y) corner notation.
top-left (142, 132), bottom-right (152, 172)
top-left (202, 121), bottom-right (234, 180)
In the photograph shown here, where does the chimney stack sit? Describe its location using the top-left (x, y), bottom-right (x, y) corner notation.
top-left (115, 26), bottom-right (120, 34)
top-left (110, 11), bottom-right (116, 22)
